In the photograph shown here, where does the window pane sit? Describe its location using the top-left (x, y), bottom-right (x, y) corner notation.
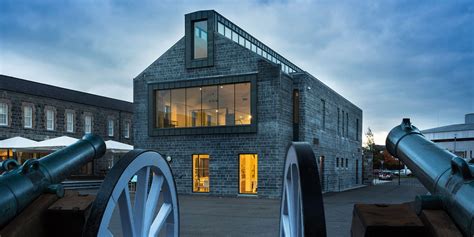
top-left (238, 35), bottom-right (245, 46)
top-left (239, 154), bottom-right (258, 194)
top-left (217, 22), bottom-right (224, 35)
top-left (193, 154), bottom-right (209, 192)
top-left (257, 47), bottom-right (262, 55)
top-left (224, 26), bottom-right (231, 39)
top-left (124, 122), bottom-right (130, 138)
top-left (218, 84), bottom-right (234, 126)
top-left (156, 90), bottom-right (171, 128)
top-left (108, 120), bottom-right (114, 136)
top-left (235, 82), bottom-right (251, 125)
top-left (24, 106), bottom-right (32, 128)
top-left (186, 87), bottom-right (202, 127)
top-left (67, 112), bottom-right (74, 132)
top-left (201, 86), bottom-right (218, 126)
top-left (231, 31), bottom-right (238, 43)
top-left (171, 88), bottom-right (186, 127)
top-left (46, 110), bottom-right (54, 130)
top-left (245, 39), bottom-right (251, 49)
top-left (263, 51), bottom-right (267, 58)
top-left (193, 20), bottom-right (208, 59)
top-left (85, 116), bottom-right (92, 134)
top-left (0, 103), bottom-right (7, 126)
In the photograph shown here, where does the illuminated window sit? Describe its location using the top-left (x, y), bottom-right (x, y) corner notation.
top-left (186, 87), bottom-right (202, 127)
top-left (193, 154), bottom-right (209, 192)
top-left (239, 154), bottom-right (258, 194)
top-left (218, 84), bottom-right (234, 126)
top-left (24, 106), bottom-right (32, 128)
top-left (46, 109), bottom-right (54, 131)
top-left (193, 20), bottom-right (208, 59)
top-left (66, 112), bottom-right (74, 132)
top-left (155, 82), bottom-right (251, 128)
top-left (84, 115), bottom-right (92, 134)
top-left (0, 103), bottom-right (7, 126)
top-left (235, 83), bottom-right (251, 125)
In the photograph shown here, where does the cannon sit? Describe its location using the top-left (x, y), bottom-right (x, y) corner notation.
top-left (0, 135), bottom-right (179, 237)
top-left (386, 118), bottom-right (474, 236)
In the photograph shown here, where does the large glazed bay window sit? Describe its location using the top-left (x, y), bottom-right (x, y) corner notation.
top-left (193, 154), bottom-right (209, 193)
top-left (155, 82), bottom-right (251, 128)
top-left (239, 154), bottom-right (258, 194)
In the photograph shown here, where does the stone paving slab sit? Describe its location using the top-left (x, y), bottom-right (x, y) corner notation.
top-left (179, 179), bottom-right (428, 237)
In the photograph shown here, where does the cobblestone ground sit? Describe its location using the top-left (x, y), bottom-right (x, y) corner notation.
top-left (100, 179), bottom-right (427, 236)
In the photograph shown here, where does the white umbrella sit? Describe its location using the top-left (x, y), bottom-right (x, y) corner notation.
top-left (0, 137), bottom-right (39, 148)
top-left (34, 136), bottom-right (79, 149)
top-left (105, 140), bottom-right (133, 152)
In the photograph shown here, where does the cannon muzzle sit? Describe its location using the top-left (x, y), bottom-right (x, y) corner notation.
top-left (0, 134), bottom-right (106, 227)
top-left (386, 119), bottom-right (474, 236)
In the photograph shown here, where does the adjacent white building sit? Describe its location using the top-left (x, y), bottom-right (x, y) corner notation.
top-left (422, 113), bottom-right (474, 159)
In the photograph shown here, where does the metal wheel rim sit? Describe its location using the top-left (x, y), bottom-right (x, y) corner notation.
top-left (280, 145), bottom-right (303, 237)
top-left (279, 143), bottom-right (326, 237)
top-left (83, 150), bottom-right (179, 237)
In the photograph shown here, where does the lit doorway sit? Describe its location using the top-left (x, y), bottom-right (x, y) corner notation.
top-left (193, 154), bottom-right (209, 192)
top-left (239, 154), bottom-right (258, 194)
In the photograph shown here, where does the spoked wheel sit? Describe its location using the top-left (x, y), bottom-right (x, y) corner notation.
top-left (83, 150), bottom-right (179, 237)
top-left (280, 142), bottom-right (326, 237)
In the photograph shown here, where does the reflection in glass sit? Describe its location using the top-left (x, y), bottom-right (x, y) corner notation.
top-left (202, 86), bottom-right (218, 126)
top-left (218, 84), bottom-right (234, 126)
top-left (235, 82), bottom-right (251, 125)
top-left (156, 90), bottom-right (171, 128)
top-left (194, 20), bottom-right (207, 59)
top-left (186, 87), bottom-right (202, 127)
top-left (171, 88), bottom-right (186, 127)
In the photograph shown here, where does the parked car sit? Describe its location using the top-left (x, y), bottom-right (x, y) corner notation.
top-left (393, 169), bottom-right (412, 176)
top-left (378, 171), bottom-right (393, 180)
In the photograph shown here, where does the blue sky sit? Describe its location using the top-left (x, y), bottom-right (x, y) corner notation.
top-left (1, 0), bottom-right (473, 144)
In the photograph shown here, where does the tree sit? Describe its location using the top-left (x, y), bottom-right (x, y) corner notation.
top-left (364, 127), bottom-right (375, 152)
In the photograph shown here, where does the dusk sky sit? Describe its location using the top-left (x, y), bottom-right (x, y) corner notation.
top-left (1, 0), bottom-right (473, 144)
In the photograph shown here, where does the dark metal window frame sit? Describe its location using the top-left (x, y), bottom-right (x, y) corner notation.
top-left (185, 11), bottom-right (215, 69)
top-left (148, 73), bottom-right (257, 136)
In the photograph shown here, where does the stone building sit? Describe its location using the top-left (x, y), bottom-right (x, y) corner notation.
top-left (0, 74), bottom-right (134, 177)
top-left (422, 113), bottom-right (474, 160)
top-left (133, 10), bottom-right (363, 198)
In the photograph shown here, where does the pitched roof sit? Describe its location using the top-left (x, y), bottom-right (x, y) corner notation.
top-left (0, 74), bottom-right (133, 113)
top-left (422, 123), bottom-right (474, 133)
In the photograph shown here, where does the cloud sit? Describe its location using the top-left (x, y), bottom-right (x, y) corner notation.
top-left (1, 0), bottom-right (472, 145)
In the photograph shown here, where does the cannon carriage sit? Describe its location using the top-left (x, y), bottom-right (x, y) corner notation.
top-left (0, 135), bottom-right (178, 237)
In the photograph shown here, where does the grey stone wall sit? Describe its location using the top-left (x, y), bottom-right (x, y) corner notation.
top-left (134, 32), bottom-right (363, 198)
top-left (293, 73), bottom-right (363, 192)
top-left (0, 90), bottom-right (133, 177)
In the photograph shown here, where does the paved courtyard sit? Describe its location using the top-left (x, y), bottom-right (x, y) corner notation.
top-left (180, 179), bottom-right (428, 237)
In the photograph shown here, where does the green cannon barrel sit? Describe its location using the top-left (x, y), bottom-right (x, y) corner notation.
top-left (0, 134), bottom-right (106, 227)
top-left (386, 119), bottom-right (474, 236)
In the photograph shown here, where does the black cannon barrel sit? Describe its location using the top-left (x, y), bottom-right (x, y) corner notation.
top-left (386, 119), bottom-right (474, 236)
top-left (0, 134), bottom-right (106, 227)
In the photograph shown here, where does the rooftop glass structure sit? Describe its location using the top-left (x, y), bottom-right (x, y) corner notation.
top-left (213, 12), bottom-right (303, 75)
